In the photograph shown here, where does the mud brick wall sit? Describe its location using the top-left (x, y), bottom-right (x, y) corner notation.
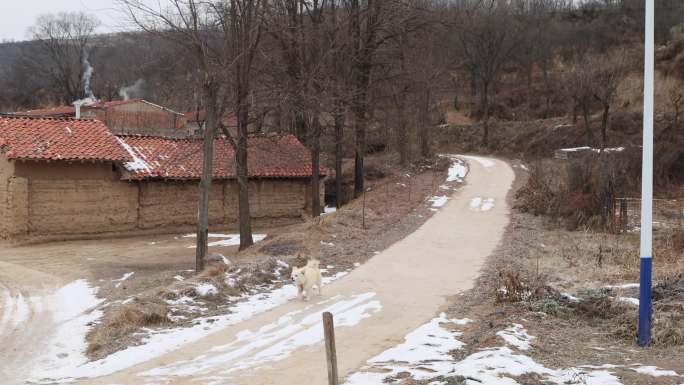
top-left (12, 161), bottom-right (139, 237)
top-left (28, 179), bottom-right (138, 235)
top-left (0, 158), bottom-right (315, 241)
top-left (138, 182), bottom-right (224, 229)
top-left (0, 157), bottom-right (13, 238)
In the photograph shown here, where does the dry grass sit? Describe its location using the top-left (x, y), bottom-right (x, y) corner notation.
top-left (87, 300), bottom-right (170, 359)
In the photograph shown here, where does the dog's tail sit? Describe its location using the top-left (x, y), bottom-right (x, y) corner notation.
top-left (307, 258), bottom-right (320, 269)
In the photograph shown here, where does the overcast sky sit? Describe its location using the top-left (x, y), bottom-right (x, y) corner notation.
top-left (0, 0), bottom-right (134, 42)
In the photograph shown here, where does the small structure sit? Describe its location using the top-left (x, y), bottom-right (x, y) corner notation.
top-left (12, 99), bottom-right (189, 137)
top-left (0, 116), bottom-right (324, 242)
top-left (80, 99), bottom-right (187, 137)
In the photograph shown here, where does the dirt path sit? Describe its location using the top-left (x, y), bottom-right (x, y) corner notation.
top-left (0, 261), bottom-right (67, 383)
top-left (78, 156), bottom-right (514, 385)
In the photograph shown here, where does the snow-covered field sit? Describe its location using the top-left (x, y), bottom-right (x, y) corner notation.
top-left (30, 268), bottom-right (349, 383)
top-left (344, 315), bottom-right (682, 385)
top-left (0, 280), bottom-right (105, 382)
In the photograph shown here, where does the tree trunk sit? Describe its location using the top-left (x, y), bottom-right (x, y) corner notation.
top-left (600, 103), bottom-right (610, 149)
top-left (236, 81), bottom-right (253, 251)
top-left (396, 93), bottom-right (409, 166)
top-left (334, 101), bottom-right (345, 209)
top-left (582, 103), bottom-right (593, 147)
top-left (482, 80), bottom-right (490, 147)
top-left (420, 88), bottom-right (431, 158)
top-left (195, 84), bottom-right (218, 273)
top-left (353, 105), bottom-right (366, 198)
top-left (311, 115), bottom-right (321, 217)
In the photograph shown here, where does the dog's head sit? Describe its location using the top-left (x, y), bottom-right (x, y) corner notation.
top-left (291, 266), bottom-right (304, 283)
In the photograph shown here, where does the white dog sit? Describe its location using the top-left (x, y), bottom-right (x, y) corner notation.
top-left (291, 259), bottom-right (322, 301)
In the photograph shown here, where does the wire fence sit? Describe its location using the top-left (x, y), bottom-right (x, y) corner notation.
top-left (612, 198), bottom-right (684, 233)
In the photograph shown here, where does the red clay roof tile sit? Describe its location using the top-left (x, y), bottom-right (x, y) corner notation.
top-left (117, 134), bottom-right (326, 179)
top-left (0, 116), bottom-right (132, 162)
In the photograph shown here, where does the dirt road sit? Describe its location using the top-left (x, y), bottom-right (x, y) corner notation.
top-left (78, 156), bottom-right (514, 385)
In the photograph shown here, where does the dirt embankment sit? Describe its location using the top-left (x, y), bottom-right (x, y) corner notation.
top-left (440, 167), bottom-right (684, 384)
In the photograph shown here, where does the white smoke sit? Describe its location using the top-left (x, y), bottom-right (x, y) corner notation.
top-left (73, 49), bottom-right (98, 113)
top-left (82, 49), bottom-right (95, 101)
top-left (119, 79), bottom-right (145, 100)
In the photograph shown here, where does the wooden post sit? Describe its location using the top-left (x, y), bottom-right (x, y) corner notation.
top-left (323, 312), bottom-right (339, 385)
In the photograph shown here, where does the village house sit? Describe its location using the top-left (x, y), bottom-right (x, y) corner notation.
top-left (0, 115), bottom-right (324, 242)
top-left (12, 99), bottom-right (191, 137)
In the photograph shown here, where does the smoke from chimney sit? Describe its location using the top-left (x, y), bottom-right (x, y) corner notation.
top-left (72, 49), bottom-right (98, 116)
top-left (119, 79), bottom-right (145, 100)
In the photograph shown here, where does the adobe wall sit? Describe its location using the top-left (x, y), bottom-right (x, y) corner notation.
top-left (13, 161), bottom-right (139, 237)
top-left (0, 157), bottom-right (14, 238)
top-left (1, 159), bottom-right (316, 242)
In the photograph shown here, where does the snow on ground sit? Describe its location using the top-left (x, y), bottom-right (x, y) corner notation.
top-left (632, 366), bottom-right (679, 377)
top-left (605, 283), bottom-right (639, 289)
top-left (616, 297), bottom-right (639, 306)
top-left (469, 197), bottom-right (494, 211)
top-left (30, 272), bottom-right (349, 382)
top-left (112, 272), bottom-right (135, 288)
top-left (496, 323), bottom-right (535, 350)
top-left (184, 233), bottom-right (267, 248)
top-left (143, 292), bottom-right (382, 379)
top-left (344, 318), bottom-right (678, 385)
top-left (460, 154), bottom-right (496, 168)
top-left (323, 206), bottom-right (337, 215)
top-left (30, 280), bottom-right (104, 380)
top-left (195, 283), bottom-right (218, 297)
top-left (0, 290), bottom-right (30, 333)
top-left (429, 196), bottom-right (449, 208)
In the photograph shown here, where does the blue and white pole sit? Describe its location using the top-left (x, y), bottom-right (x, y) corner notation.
top-left (638, 0), bottom-right (654, 348)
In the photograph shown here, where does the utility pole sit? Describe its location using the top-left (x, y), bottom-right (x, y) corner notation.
top-left (638, 0), bottom-right (654, 348)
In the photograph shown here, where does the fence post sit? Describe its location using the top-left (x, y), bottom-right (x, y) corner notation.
top-left (323, 312), bottom-right (339, 385)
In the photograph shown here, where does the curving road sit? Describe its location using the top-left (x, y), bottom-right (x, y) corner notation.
top-left (79, 156), bottom-right (514, 385)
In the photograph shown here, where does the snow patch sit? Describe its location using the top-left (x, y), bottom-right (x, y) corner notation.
top-left (31, 272), bottom-right (348, 382)
top-left (116, 137), bottom-right (152, 173)
top-left (142, 292), bottom-right (381, 378)
top-left (429, 196), bottom-right (449, 208)
top-left (112, 272), bottom-right (135, 288)
top-left (195, 283), bottom-right (218, 297)
top-left (30, 280), bottom-right (103, 381)
top-left (469, 197), bottom-right (494, 212)
top-left (185, 233), bottom-right (267, 248)
top-left (496, 323), bottom-right (535, 350)
top-left (631, 366), bottom-right (679, 377)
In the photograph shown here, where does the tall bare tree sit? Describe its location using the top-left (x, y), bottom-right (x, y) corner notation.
top-left (28, 12), bottom-right (99, 104)
top-left (122, 0), bottom-right (264, 270)
top-left (453, 0), bottom-right (522, 147)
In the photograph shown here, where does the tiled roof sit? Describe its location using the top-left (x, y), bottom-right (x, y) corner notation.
top-left (0, 116), bottom-right (132, 162)
top-left (117, 134), bottom-right (325, 179)
top-left (12, 106), bottom-right (76, 117)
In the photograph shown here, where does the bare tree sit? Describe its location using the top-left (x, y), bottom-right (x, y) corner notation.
top-left (454, 0), bottom-right (522, 147)
top-left (28, 12), bottom-right (100, 104)
top-left (564, 56), bottom-right (596, 146)
top-left (591, 53), bottom-right (628, 148)
top-left (121, 0), bottom-right (264, 270)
